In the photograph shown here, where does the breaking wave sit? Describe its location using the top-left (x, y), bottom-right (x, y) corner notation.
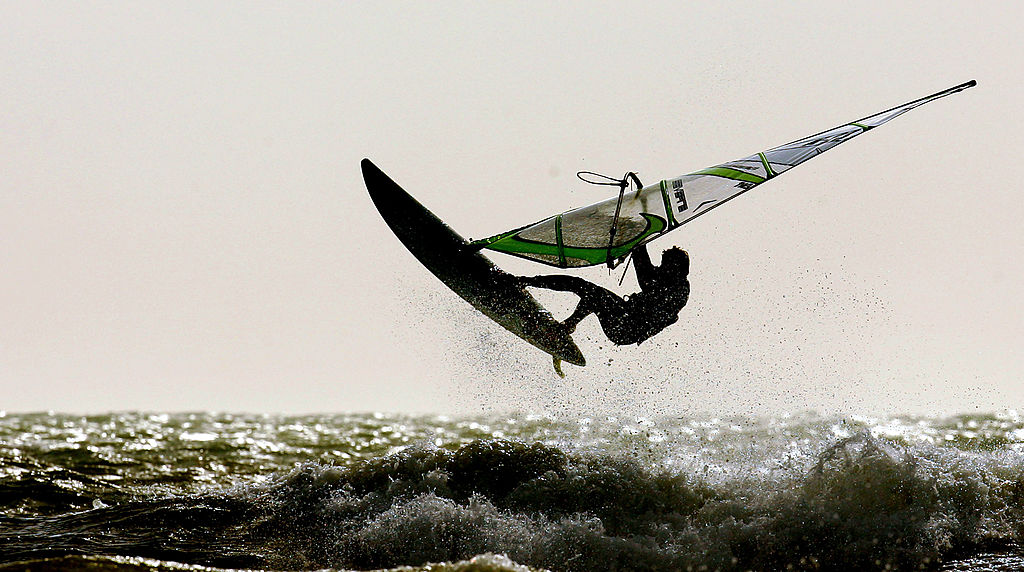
top-left (3, 419), bottom-right (1022, 571)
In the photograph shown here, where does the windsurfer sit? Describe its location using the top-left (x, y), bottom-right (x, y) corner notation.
top-left (520, 244), bottom-right (689, 346)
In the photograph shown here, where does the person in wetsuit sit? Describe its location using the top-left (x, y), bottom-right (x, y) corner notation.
top-left (520, 244), bottom-right (689, 346)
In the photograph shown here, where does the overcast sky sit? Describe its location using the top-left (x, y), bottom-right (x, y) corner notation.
top-left (2, 3), bottom-right (1021, 417)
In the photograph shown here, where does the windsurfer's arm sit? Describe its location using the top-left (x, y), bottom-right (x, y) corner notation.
top-left (632, 243), bottom-right (657, 291)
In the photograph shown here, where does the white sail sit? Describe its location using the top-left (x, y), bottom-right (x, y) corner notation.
top-left (477, 80), bottom-right (976, 268)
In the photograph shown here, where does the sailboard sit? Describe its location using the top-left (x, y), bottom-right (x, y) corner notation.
top-left (362, 159), bottom-right (586, 366)
top-left (364, 80), bottom-right (974, 368)
top-left (472, 80), bottom-right (977, 268)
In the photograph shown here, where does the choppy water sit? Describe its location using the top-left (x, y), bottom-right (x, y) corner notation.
top-left (1, 411), bottom-right (1022, 571)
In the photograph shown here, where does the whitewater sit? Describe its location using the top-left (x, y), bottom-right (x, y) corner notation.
top-left (1, 410), bottom-right (1022, 571)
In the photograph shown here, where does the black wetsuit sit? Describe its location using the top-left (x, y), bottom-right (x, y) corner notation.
top-left (522, 245), bottom-right (689, 345)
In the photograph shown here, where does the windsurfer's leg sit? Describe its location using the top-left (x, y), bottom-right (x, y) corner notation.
top-left (561, 301), bottom-right (592, 333)
top-left (590, 300), bottom-right (636, 345)
top-left (522, 275), bottom-right (624, 334)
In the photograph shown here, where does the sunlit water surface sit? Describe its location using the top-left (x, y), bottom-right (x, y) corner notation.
top-left (1, 411), bottom-right (1022, 571)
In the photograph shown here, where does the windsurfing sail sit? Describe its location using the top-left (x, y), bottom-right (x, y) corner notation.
top-left (473, 80), bottom-right (976, 268)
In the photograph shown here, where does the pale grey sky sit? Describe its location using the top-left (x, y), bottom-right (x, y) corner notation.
top-left (2, 3), bottom-right (1021, 416)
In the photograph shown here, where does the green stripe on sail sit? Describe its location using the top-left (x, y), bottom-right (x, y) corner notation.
top-left (690, 167), bottom-right (766, 184)
top-left (471, 227), bottom-right (521, 247)
top-left (758, 153), bottom-right (777, 178)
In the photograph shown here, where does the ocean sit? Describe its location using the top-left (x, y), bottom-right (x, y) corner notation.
top-left (1, 411), bottom-right (1022, 571)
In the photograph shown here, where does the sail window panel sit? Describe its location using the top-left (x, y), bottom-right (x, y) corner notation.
top-left (516, 217), bottom-right (558, 244)
top-left (559, 193), bottom-right (656, 249)
top-left (525, 253), bottom-right (564, 266)
top-left (563, 256), bottom-right (594, 268)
